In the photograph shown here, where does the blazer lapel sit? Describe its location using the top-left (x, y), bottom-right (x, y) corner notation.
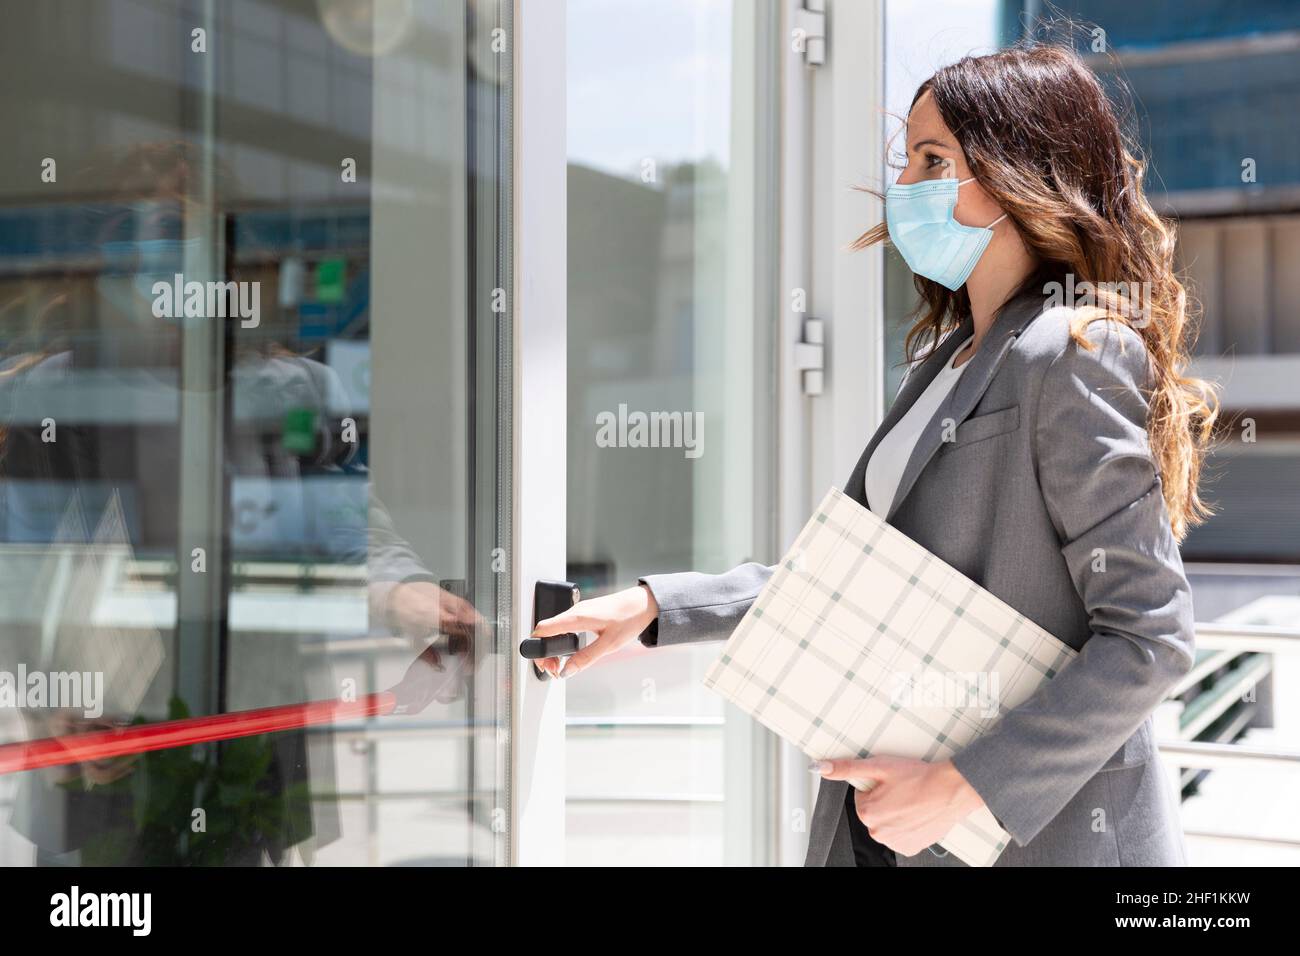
top-left (883, 291), bottom-right (1043, 522)
top-left (805, 779), bottom-right (849, 866)
top-left (843, 318), bottom-right (974, 508)
top-left (841, 290), bottom-right (1046, 517)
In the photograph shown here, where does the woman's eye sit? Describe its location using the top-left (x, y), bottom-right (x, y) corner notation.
top-left (925, 153), bottom-right (948, 171)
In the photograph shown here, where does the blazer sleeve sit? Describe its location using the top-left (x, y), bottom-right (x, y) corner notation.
top-left (948, 319), bottom-right (1196, 847)
top-left (637, 562), bottom-right (778, 647)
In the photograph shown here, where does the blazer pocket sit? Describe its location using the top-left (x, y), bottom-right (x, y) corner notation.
top-left (946, 404), bottom-right (1020, 450)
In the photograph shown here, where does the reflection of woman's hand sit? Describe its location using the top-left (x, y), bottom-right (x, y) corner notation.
top-left (42, 712), bottom-right (139, 787)
top-left (387, 581), bottom-right (487, 649)
top-left (530, 584), bottom-right (659, 679)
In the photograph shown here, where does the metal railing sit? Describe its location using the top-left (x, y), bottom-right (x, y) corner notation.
top-left (1157, 621), bottom-right (1300, 854)
top-left (1191, 622), bottom-right (1300, 655)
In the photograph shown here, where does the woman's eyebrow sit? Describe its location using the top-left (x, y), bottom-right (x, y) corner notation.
top-left (909, 137), bottom-right (956, 152)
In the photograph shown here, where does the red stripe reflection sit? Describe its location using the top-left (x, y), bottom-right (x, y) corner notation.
top-left (0, 691), bottom-right (397, 775)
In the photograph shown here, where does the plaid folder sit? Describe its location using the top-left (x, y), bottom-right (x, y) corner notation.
top-left (704, 487), bottom-right (1077, 866)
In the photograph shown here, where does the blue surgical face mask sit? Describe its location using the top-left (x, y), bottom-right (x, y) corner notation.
top-left (885, 176), bottom-right (1007, 291)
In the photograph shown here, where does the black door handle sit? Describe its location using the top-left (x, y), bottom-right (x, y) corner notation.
top-left (522, 579), bottom-right (581, 680)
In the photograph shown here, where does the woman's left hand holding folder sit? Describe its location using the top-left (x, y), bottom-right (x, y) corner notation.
top-left (814, 756), bottom-right (986, 858)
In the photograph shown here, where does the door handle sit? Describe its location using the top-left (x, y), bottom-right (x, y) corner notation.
top-left (520, 579), bottom-right (581, 680)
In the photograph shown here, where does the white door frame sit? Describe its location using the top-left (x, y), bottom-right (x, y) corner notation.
top-left (511, 0), bottom-right (568, 867)
top-left (776, 0), bottom-right (887, 867)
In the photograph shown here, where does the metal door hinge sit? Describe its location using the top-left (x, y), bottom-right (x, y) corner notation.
top-left (794, 0), bottom-right (826, 67)
top-left (794, 316), bottom-right (825, 395)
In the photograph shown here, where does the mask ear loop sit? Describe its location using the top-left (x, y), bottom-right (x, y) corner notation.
top-left (954, 176), bottom-right (1009, 230)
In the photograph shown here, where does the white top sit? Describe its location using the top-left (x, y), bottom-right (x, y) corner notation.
top-left (864, 335), bottom-right (974, 518)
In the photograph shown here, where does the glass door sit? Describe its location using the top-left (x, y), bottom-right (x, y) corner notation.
top-left (562, 0), bottom-right (783, 865)
top-left (0, 0), bottom-right (536, 867)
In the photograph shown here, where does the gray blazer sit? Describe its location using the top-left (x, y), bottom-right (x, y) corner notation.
top-left (640, 291), bottom-right (1196, 866)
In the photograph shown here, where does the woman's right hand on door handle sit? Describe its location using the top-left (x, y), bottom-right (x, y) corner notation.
top-left (530, 584), bottom-right (659, 679)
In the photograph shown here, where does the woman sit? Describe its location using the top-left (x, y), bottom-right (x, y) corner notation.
top-left (533, 44), bottom-right (1217, 867)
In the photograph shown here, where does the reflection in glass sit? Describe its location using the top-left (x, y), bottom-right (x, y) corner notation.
top-left (0, 0), bottom-right (512, 867)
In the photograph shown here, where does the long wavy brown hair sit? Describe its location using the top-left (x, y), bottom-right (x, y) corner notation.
top-left (855, 43), bottom-right (1219, 541)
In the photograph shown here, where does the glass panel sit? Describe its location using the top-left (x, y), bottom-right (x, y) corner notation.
top-left (0, 0), bottom-right (513, 867)
top-left (565, 0), bottom-right (780, 865)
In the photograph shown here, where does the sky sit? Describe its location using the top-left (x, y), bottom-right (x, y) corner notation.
top-left (567, 0), bottom-right (733, 178)
top-left (565, 0), bottom-right (1003, 182)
